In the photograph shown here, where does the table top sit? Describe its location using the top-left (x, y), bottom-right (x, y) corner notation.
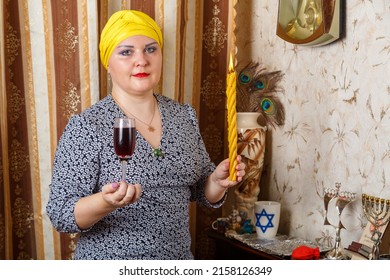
top-left (207, 229), bottom-right (283, 260)
top-left (208, 229), bottom-right (330, 260)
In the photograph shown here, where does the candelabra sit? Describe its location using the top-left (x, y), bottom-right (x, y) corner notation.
top-left (361, 193), bottom-right (390, 260)
top-left (324, 183), bottom-right (356, 260)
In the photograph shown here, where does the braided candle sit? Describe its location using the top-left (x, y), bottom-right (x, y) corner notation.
top-left (226, 55), bottom-right (237, 181)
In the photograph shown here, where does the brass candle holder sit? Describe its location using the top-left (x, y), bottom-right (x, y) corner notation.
top-left (324, 183), bottom-right (356, 260)
top-left (361, 193), bottom-right (390, 260)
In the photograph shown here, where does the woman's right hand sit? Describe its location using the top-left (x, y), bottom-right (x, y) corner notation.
top-left (102, 181), bottom-right (142, 208)
top-left (74, 181), bottom-right (142, 229)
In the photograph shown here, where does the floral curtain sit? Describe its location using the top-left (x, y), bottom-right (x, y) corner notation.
top-left (0, 0), bottom-right (233, 260)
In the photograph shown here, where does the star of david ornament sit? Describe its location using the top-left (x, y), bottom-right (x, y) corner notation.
top-left (255, 209), bottom-right (275, 233)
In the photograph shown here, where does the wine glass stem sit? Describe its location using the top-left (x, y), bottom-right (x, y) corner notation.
top-left (121, 160), bottom-right (127, 182)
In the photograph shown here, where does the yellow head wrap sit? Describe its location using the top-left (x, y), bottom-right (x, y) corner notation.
top-left (99, 10), bottom-right (163, 69)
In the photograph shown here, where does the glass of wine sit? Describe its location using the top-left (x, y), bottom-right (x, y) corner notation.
top-left (113, 117), bottom-right (136, 182)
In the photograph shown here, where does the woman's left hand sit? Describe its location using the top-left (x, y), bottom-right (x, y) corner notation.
top-left (205, 155), bottom-right (246, 204)
top-left (204, 155), bottom-right (245, 203)
top-left (213, 155), bottom-right (245, 189)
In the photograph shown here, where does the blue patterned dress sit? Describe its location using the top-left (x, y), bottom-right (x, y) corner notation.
top-left (46, 94), bottom-right (224, 259)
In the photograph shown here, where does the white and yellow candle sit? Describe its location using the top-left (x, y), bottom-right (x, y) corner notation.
top-left (226, 54), bottom-right (237, 181)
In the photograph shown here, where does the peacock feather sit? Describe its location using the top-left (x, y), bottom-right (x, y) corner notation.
top-left (236, 61), bottom-right (285, 128)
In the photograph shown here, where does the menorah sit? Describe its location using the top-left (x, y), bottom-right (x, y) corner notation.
top-left (361, 193), bottom-right (390, 260)
top-left (324, 183), bottom-right (356, 260)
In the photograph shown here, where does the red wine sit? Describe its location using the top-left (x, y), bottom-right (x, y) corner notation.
top-left (114, 127), bottom-right (136, 159)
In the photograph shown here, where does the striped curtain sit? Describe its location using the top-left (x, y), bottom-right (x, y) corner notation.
top-left (0, 0), bottom-right (234, 260)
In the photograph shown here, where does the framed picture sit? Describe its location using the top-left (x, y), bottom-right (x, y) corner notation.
top-left (276, 0), bottom-right (342, 46)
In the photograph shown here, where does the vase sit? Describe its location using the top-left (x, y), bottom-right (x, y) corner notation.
top-left (234, 112), bottom-right (267, 226)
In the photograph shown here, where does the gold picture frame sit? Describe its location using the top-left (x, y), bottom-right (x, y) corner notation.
top-left (276, 0), bottom-right (342, 46)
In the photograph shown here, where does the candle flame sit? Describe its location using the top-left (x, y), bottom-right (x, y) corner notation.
top-left (228, 53), bottom-right (234, 72)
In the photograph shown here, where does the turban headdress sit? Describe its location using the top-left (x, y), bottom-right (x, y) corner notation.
top-left (99, 10), bottom-right (163, 69)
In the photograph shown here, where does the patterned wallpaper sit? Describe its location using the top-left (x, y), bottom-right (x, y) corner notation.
top-left (235, 0), bottom-right (390, 251)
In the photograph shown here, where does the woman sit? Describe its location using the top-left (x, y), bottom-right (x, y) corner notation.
top-left (46, 10), bottom-right (245, 260)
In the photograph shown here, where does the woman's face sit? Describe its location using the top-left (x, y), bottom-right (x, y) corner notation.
top-left (108, 35), bottom-right (162, 96)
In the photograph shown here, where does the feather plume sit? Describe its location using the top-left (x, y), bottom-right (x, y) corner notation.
top-left (236, 61), bottom-right (285, 128)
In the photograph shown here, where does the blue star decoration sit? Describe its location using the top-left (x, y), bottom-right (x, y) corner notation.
top-left (255, 209), bottom-right (275, 233)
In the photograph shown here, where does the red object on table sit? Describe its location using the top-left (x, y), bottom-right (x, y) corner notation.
top-left (291, 246), bottom-right (320, 260)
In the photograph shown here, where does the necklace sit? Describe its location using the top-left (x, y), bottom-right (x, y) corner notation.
top-left (113, 95), bottom-right (157, 132)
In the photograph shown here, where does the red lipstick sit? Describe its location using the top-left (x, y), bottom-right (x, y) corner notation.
top-left (133, 73), bottom-right (149, 78)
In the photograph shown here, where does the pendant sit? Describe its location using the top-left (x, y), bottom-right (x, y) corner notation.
top-left (153, 148), bottom-right (164, 157)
